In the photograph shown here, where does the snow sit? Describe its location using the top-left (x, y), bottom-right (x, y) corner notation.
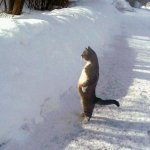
top-left (0, 0), bottom-right (150, 149)
top-left (142, 5), bottom-right (150, 10)
top-left (113, 0), bottom-right (134, 11)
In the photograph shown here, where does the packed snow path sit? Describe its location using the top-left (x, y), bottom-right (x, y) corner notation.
top-left (66, 10), bottom-right (150, 150)
top-left (66, 27), bottom-right (150, 150)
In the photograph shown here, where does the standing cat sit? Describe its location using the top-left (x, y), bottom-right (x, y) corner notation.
top-left (78, 46), bottom-right (119, 123)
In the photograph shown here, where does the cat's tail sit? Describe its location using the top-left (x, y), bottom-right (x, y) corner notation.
top-left (94, 97), bottom-right (120, 107)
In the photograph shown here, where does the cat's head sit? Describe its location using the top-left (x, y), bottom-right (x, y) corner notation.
top-left (81, 46), bottom-right (97, 61)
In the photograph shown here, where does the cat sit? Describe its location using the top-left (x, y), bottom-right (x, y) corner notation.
top-left (78, 46), bottom-right (120, 123)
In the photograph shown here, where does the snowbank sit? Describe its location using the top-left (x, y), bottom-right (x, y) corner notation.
top-left (0, 0), bottom-right (122, 149)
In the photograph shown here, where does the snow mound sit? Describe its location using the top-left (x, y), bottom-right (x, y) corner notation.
top-left (0, 0), bottom-right (122, 149)
top-left (113, 0), bottom-right (134, 11)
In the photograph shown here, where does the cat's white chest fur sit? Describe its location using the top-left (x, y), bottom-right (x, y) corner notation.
top-left (79, 61), bottom-right (91, 84)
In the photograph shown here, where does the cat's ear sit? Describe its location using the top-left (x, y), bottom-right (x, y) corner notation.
top-left (88, 46), bottom-right (91, 50)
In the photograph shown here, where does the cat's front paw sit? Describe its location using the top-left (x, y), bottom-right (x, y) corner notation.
top-left (82, 116), bottom-right (90, 124)
top-left (82, 86), bottom-right (87, 93)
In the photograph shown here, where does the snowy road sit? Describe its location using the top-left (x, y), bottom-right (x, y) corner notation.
top-left (65, 13), bottom-right (150, 150)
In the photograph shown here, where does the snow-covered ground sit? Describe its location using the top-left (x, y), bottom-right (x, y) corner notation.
top-left (0, 0), bottom-right (150, 149)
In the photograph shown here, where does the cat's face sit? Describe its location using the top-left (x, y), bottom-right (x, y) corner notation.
top-left (81, 48), bottom-right (90, 61)
top-left (81, 47), bottom-right (96, 61)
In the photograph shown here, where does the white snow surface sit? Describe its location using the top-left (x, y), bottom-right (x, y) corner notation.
top-left (113, 0), bottom-right (134, 11)
top-left (0, 0), bottom-right (150, 149)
